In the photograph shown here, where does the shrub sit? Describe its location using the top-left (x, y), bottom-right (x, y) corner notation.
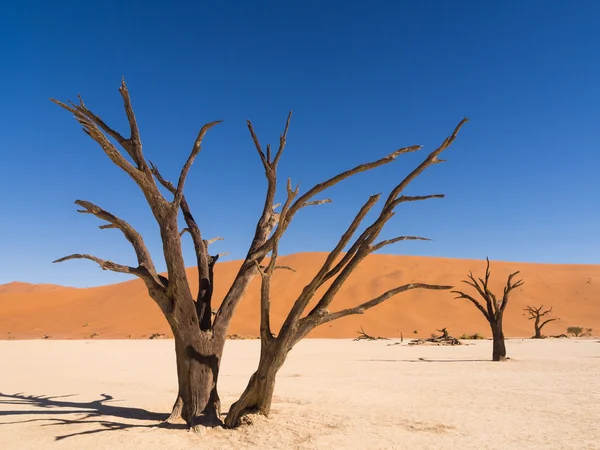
top-left (567, 326), bottom-right (592, 337)
top-left (459, 332), bottom-right (485, 340)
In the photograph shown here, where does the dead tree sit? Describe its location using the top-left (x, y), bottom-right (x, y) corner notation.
top-left (523, 305), bottom-right (558, 338)
top-left (52, 80), bottom-right (465, 431)
top-left (451, 258), bottom-right (523, 362)
top-left (223, 118), bottom-right (468, 427)
top-left (353, 326), bottom-right (389, 341)
top-left (408, 328), bottom-right (461, 346)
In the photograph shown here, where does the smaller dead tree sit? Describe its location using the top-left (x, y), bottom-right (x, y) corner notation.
top-left (451, 258), bottom-right (523, 362)
top-left (523, 305), bottom-right (558, 339)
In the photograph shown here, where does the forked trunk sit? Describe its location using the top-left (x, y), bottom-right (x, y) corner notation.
top-left (224, 340), bottom-right (287, 428)
top-left (490, 319), bottom-right (507, 362)
top-left (165, 330), bottom-right (225, 430)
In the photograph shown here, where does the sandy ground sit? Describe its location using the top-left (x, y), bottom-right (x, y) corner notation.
top-left (1, 254), bottom-right (599, 340)
top-left (1, 339), bottom-right (599, 449)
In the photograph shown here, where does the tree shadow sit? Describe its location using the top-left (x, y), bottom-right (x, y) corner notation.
top-left (0, 392), bottom-right (185, 441)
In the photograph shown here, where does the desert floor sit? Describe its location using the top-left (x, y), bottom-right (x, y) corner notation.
top-left (1, 339), bottom-right (599, 450)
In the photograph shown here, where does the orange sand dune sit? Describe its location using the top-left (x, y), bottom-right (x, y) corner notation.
top-left (1, 253), bottom-right (598, 339)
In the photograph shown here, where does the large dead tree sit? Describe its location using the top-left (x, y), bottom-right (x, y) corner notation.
top-left (223, 119), bottom-right (468, 427)
top-left (451, 258), bottom-right (523, 361)
top-left (53, 80), bottom-right (466, 431)
top-left (523, 305), bottom-right (559, 339)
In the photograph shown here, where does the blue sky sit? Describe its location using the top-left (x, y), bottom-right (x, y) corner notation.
top-left (1, 0), bottom-right (599, 287)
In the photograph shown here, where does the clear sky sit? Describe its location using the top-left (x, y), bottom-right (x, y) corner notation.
top-left (1, 0), bottom-right (599, 287)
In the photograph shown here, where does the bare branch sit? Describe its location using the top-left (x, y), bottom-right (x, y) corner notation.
top-left (287, 195), bottom-right (381, 324)
top-left (173, 120), bottom-right (223, 209)
top-left (52, 79), bottom-right (162, 183)
top-left (53, 254), bottom-right (137, 275)
top-left (389, 194), bottom-right (445, 208)
top-left (451, 289), bottom-right (490, 319)
top-left (327, 283), bottom-right (452, 321)
top-left (206, 237), bottom-right (224, 245)
top-left (74, 200), bottom-right (158, 277)
top-left (303, 199), bottom-right (333, 207)
top-left (501, 271), bottom-right (524, 311)
top-left (296, 283), bottom-right (452, 342)
top-left (382, 118), bottom-right (468, 211)
top-left (273, 111), bottom-right (292, 166)
top-left (150, 160), bottom-right (214, 327)
top-left (247, 120), bottom-right (269, 170)
top-left (51, 98), bottom-right (144, 185)
top-left (524, 305), bottom-right (553, 318)
top-left (288, 145), bottom-right (421, 218)
top-left (118, 78), bottom-right (146, 169)
top-left (371, 236), bottom-right (431, 252)
top-left (213, 114), bottom-right (296, 333)
top-left (539, 318), bottom-right (558, 328)
top-left (291, 120), bottom-right (467, 330)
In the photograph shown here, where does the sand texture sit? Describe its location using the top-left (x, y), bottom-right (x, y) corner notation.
top-left (1, 253), bottom-right (599, 340)
top-left (1, 339), bottom-right (599, 449)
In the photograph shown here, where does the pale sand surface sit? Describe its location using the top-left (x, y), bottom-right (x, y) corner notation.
top-left (2, 254), bottom-right (599, 340)
top-left (1, 339), bottom-right (599, 449)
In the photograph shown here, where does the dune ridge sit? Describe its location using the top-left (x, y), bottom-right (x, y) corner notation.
top-left (1, 253), bottom-right (598, 340)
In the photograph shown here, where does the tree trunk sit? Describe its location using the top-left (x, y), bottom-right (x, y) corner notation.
top-left (533, 316), bottom-right (542, 338)
top-left (224, 340), bottom-right (286, 428)
top-left (165, 329), bottom-right (225, 431)
top-left (490, 319), bottom-right (507, 362)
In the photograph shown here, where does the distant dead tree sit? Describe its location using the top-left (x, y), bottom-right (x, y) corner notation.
top-left (53, 79), bottom-right (466, 431)
top-left (523, 305), bottom-right (558, 338)
top-left (451, 258), bottom-right (523, 362)
top-left (353, 326), bottom-right (389, 341)
top-left (407, 327), bottom-right (461, 346)
top-left (224, 119), bottom-right (467, 427)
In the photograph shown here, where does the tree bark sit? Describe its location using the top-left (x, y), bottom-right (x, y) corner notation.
top-left (490, 319), bottom-right (507, 362)
top-left (224, 340), bottom-right (286, 428)
top-left (163, 327), bottom-right (224, 430)
top-left (533, 315), bottom-right (542, 339)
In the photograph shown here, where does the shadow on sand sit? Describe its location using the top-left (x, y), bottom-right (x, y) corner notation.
top-left (0, 392), bottom-right (185, 440)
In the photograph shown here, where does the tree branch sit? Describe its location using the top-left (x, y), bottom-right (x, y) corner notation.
top-left (172, 120), bottom-right (223, 209)
top-left (149, 161), bottom-right (214, 327)
top-left (73, 200), bottom-right (163, 288)
top-left (296, 283), bottom-right (452, 342)
top-left (451, 289), bottom-right (490, 319)
top-left (382, 118), bottom-right (468, 212)
top-left (213, 114), bottom-right (294, 334)
top-left (51, 79), bottom-right (163, 188)
top-left (51, 98), bottom-right (145, 185)
top-left (371, 236), bottom-right (431, 252)
top-left (118, 78), bottom-right (146, 170)
top-left (539, 318), bottom-right (558, 328)
top-left (324, 283), bottom-right (452, 322)
top-left (53, 253), bottom-right (135, 274)
top-left (290, 194), bottom-right (382, 323)
top-left (283, 119), bottom-right (468, 337)
top-left (501, 271), bottom-right (524, 311)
